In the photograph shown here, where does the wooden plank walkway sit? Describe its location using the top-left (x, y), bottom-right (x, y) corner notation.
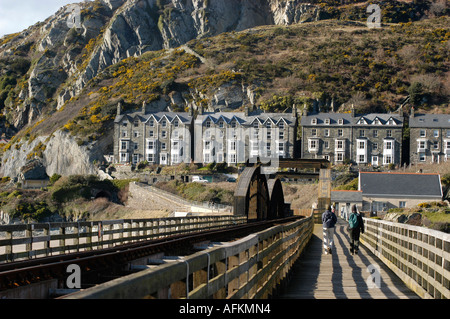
top-left (278, 218), bottom-right (420, 299)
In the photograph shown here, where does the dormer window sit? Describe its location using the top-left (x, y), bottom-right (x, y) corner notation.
top-left (373, 118), bottom-right (380, 125)
top-left (338, 119), bottom-right (343, 125)
top-left (324, 119), bottom-right (330, 125)
top-left (311, 118), bottom-right (317, 125)
top-left (279, 122), bottom-right (285, 129)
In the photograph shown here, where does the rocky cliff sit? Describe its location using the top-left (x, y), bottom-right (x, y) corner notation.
top-left (0, 0), bottom-right (327, 179)
top-left (0, 0), bottom-right (444, 179)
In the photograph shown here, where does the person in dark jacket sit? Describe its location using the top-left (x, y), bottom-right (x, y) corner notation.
top-left (322, 205), bottom-right (337, 255)
top-left (348, 204), bottom-right (365, 255)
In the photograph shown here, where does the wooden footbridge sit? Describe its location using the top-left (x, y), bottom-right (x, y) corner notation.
top-left (0, 160), bottom-right (447, 299)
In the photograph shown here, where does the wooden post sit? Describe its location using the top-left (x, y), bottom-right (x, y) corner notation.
top-left (214, 260), bottom-right (227, 299)
top-left (26, 224), bottom-right (33, 259)
top-left (5, 230), bottom-right (12, 262)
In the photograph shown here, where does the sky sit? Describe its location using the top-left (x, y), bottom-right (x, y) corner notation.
top-left (0, 0), bottom-right (90, 38)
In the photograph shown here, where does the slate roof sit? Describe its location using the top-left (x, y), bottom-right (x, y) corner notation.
top-left (114, 112), bottom-right (193, 124)
top-left (409, 114), bottom-right (450, 128)
top-left (196, 110), bottom-right (297, 127)
top-left (331, 190), bottom-right (363, 202)
top-left (358, 172), bottom-right (442, 198)
top-left (300, 112), bottom-right (403, 126)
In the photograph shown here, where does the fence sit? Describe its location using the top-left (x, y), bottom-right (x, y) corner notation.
top-left (0, 216), bottom-right (246, 263)
top-left (64, 216), bottom-right (314, 299)
top-left (361, 218), bottom-right (450, 299)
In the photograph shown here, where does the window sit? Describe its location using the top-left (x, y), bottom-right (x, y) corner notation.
top-left (384, 155), bottom-right (393, 164)
top-left (336, 153), bottom-right (344, 162)
top-left (134, 131), bottom-right (139, 138)
top-left (279, 122), bottom-right (284, 129)
top-left (386, 130), bottom-right (392, 137)
top-left (149, 119), bottom-right (154, 127)
top-left (206, 121), bottom-right (211, 128)
top-left (399, 201), bottom-right (406, 208)
top-left (231, 121), bottom-right (236, 128)
top-left (433, 141), bottom-right (439, 149)
top-left (447, 130), bottom-right (450, 138)
top-left (147, 154), bottom-right (154, 162)
top-left (278, 142), bottom-right (284, 152)
top-left (147, 141), bottom-right (154, 150)
top-left (433, 130), bottom-right (439, 137)
top-left (419, 153), bottom-right (426, 162)
top-left (204, 153), bottom-right (210, 163)
top-left (122, 131), bottom-right (127, 137)
top-left (358, 154), bottom-right (366, 163)
top-left (218, 142), bottom-right (223, 151)
top-left (161, 131), bottom-right (167, 138)
top-left (205, 130), bottom-right (211, 139)
top-left (161, 142), bottom-right (167, 150)
top-left (122, 122), bottom-right (127, 127)
top-left (358, 141), bottom-right (366, 149)
top-left (253, 121), bottom-right (258, 128)
top-left (336, 140), bottom-right (344, 150)
top-left (309, 140), bottom-right (318, 150)
top-left (418, 140), bottom-right (426, 149)
top-left (134, 142), bottom-right (138, 150)
top-left (230, 141), bottom-right (236, 151)
top-left (373, 130), bottom-right (378, 137)
top-left (324, 141), bottom-right (329, 149)
top-left (279, 131), bottom-right (284, 139)
top-left (373, 143), bottom-right (378, 150)
top-left (385, 141), bottom-right (393, 150)
top-left (311, 129), bottom-right (317, 136)
top-left (173, 120), bottom-right (179, 128)
top-left (446, 141), bottom-right (450, 149)
top-left (359, 130), bottom-right (365, 137)
top-left (324, 119), bottom-right (330, 125)
top-left (229, 154), bottom-right (236, 163)
top-left (219, 121), bottom-right (224, 128)
top-left (149, 130), bottom-right (154, 137)
top-left (338, 119), bottom-right (343, 125)
top-left (120, 153), bottom-right (128, 162)
top-left (134, 120), bottom-right (139, 127)
top-left (324, 129), bottom-right (330, 137)
top-left (266, 122), bottom-right (271, 129)
top-left (173, 131), bottom-right (179, 139)
top-left (338, 129), bottom-right (343, 137)
top-left (420, 130), bottom-right (426, 137)
top-left (162, 120), bottom-right (167, 128)
top-left (311, 118), bottom-right (317, 125)
top-left (121, 141), bottom-right (128, 150)
top-left (267, 130), bottom-right (271, 139)
top-left (172, 141), bottom-right (179, 151)
top-left (204, 141), bottom-right (211, 150)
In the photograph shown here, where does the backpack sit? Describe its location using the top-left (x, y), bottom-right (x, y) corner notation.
top-left (349, 213), bottom-right (359, 229)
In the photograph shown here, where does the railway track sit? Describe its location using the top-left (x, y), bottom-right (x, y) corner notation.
top-left (0, 216), bottom-right (302, 299)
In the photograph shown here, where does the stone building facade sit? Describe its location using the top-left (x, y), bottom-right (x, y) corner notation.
top-left (194, 108), bottom-right (298, 165)
top-left (300, 108), bottom-right (404, 166)
top-left (409, 110), bottom-right (450, 164)
top-left (113, 103), bottom-right (194, 165)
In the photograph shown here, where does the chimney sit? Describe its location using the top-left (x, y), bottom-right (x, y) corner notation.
top-left (410, 106), bottom-right (415, 118)
top-left (244, 106), bottom-right (249, 117)
top-left (302, 103), bottom-right (308, 116)
top-left (142, 101), bottom-right (146, 114)
top-left (292, 104), bottom-right (297, 116)
top-left (351, 104), bottom-right (355, 117)
top-left (117, 102), bottom-right (122, 116)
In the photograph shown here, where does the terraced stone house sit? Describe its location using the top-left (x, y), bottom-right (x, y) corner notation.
top-left (409, 110), bottom-right (450, 164)
top-left (113, 103), bottom-right (194, 165)
top-left (300, 108), bottom-right (404, 167)
top-left (194, 108), bottom-right (298, 165)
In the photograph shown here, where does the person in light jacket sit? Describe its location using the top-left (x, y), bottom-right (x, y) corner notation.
top-left (322, 205), bottom-right (337, 255)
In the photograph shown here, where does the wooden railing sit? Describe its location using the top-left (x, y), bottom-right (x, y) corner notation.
top-left (64, 216), bottom-right (314, 299)
top-left (361, 218), bottom-right (450, 299)
top-left (0, 216), bottom-right (246, 263)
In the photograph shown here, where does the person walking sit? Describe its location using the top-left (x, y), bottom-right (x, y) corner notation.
top-left (322, 205), bottom-right (337, 255)
top-left (348, 204), bottom-right (365, 255)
